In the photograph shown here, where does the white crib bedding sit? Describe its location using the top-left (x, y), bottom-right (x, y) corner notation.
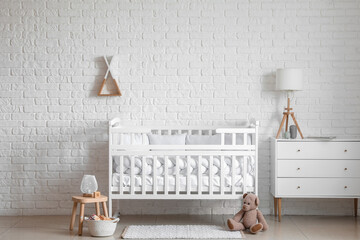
top-left (112, 155), bottom-right (255, 189)
top-left (113, 156), bottom-right (255, 176)
top-left (112, 173), bottom-right (255, 189)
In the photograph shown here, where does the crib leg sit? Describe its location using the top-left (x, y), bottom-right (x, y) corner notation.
top-left (109, 197), bottom-right (112, 217)
top-left (118, 199), bottom-right (120, 216)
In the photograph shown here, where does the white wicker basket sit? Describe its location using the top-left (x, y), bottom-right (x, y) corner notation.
top-left (85, 217), bottom-right (120, 237)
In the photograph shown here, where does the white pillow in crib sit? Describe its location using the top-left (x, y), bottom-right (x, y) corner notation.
top-left (121, 134), bottom-right (149, 145)
top-left (147, 134), bottom-right (186, 145)
top-left (185, 134), bottom-right (221, 145)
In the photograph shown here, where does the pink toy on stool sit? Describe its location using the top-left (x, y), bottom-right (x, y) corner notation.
top-left (227, 193), bottom-right (268, 234)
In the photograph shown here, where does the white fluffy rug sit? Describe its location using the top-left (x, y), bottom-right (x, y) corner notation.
top-left (121, 225), bottom-right (245, 239)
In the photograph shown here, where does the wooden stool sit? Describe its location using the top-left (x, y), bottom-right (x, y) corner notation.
top-left (69, 195), bottom-right (108, 236)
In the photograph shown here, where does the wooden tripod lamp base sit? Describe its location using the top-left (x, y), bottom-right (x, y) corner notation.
top-left (276, 97), bottom-right (304, 139)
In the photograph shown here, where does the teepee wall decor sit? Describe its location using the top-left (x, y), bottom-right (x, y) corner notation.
top-left (98, 55), bottom-right (122, 96)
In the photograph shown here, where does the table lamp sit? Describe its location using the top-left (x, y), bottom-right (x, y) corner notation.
top-left (275, 68), bottom-right (304, 139)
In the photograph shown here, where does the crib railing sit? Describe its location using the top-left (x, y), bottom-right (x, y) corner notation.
top-left (112, 145), bottom-right (255, 151)
top-left (111, 152), bottom-right (255, 199)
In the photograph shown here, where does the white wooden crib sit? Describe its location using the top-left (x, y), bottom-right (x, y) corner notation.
top-left (108, 118), bottom-right (259, 216)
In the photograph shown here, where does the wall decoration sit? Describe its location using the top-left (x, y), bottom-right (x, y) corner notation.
top-left (98, 55), bottom-right (122, 96)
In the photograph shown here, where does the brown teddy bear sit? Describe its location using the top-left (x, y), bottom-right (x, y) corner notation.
top-left (227, 193), bottom-right (268, 234)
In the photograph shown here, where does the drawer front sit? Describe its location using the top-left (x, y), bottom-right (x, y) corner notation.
top-left (277, 142), bottom-right (360, 159)
top-left (277, 178), bottom-right (360, 196)
top-left (278, 160), bottom-right (360, 178)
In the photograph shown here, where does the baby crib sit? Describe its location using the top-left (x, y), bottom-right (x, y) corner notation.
top-left (108, 118), bottom-right (259, 216)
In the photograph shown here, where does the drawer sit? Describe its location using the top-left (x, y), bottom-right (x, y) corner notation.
top-left (277, 142), bottom-right (360, 159)
top-left (277, 178), bottom-right (360, 196)
top-left (278, 160), bottom-right (360, 178)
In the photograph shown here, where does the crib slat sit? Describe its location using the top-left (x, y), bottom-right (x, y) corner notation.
top-left (119, 156), bottom-right (124, 194)
top-left (243, 156), bottom-right (247, 194)
top-left (153, 156), bottom-right (157, 195)
top-left (142, 156), bottom-right (146, 195)
top-left (186, 155), bottom-right (191, 195)
top-left (119, 134), bottom-right (123, 145)
top-left (142, 134), bottom-right (147, 144)
top-left (232, 156), bottom-right (235, 195)
top-left (209, 156), bottom-right (213, 196)
top-left (232, 133), bottom-right (236, 145)
top-left (176, 156), bottom-right (180, 195)
top-left (243, 133), bottom-right (247, 145)
top-left (164, 156), bottom-right (169, 195)
top-left (221, 133), bottom-right (225, 145)
top-left (113, 133), bottom-right (118, 145)
top-left (220, 155), bottom-right (224, 195)
top-left (131, 133), bottom-right (135, 144)
top-left (198, 156), bottom-right (202, 195)
top-left (130, 156), bottom-right (135, 195)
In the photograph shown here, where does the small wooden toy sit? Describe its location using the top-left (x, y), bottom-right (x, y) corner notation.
top-left (83, 191), bottom-right (101, 198)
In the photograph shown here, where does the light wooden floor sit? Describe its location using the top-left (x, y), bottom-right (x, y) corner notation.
top-left (0, 215), bottom-right (360, 240)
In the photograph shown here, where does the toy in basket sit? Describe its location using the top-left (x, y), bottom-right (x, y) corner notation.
top-left (85, 214), bottom-right (120, 237)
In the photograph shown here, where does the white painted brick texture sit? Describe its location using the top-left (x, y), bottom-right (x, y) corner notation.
top-left (0, 0), bottom-right (360, 216)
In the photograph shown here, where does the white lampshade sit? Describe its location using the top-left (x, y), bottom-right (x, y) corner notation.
top-left (276, 68), bottom-right (303, 91)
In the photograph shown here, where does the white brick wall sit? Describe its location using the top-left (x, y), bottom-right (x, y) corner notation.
top-left (1, 0), bottom-right (360, 216)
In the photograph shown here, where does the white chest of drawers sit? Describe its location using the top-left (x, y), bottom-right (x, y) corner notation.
top-left (271, 138), bottom-right (360, 221)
